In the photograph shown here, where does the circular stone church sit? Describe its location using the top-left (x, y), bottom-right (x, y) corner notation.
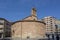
top-left (11, 8), bottom-right (46, 40)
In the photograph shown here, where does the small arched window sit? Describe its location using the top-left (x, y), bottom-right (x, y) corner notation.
top-left (13, 30), bottom-right (15, 33)
top-left (27, 36), bottom-right (30, 39)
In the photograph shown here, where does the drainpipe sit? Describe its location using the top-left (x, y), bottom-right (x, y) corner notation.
top-left (21, 22), bottom-right (22, 40)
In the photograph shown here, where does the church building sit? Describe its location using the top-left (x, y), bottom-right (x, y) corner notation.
top-left (11, 8), bottom-right (46, 40)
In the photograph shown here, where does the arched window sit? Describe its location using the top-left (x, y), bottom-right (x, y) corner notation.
top-left (27, 36), bottom-right (30, 39)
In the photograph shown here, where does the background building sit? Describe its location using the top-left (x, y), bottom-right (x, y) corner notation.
top-left (55, 20), bottom-right (60, 39)
top-left (41, 16), bottom-right (56, 39)
top-left (56, 20), bottom-right (60, 34)
top-left (0, 18), bottom-right (11, 39)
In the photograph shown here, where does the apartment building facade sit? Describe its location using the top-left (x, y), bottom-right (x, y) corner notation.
top-left (0, 18), bottom-right (11, 39)
top-left (41, 16), bottom-right (56, 39)
top-left (55, 20), bottom-right (60, 39)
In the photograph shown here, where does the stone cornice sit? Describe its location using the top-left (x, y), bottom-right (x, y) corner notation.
top-left (12, 20), bottom-right (46, 25)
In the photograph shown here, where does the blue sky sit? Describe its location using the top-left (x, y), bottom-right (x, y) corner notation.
top-left (0, 0), bottom-right (60, 21)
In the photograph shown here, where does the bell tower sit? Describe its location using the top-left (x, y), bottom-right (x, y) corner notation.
top-left (23, 8), bottom-right (37, 20)
top-left (31, 8), bottom-right (37, 20)
top-left (31, 8), bottom-right (37, 17)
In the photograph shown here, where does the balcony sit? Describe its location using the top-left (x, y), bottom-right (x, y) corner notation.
top-left (0, 25), bottom-right (3, 28)
top-left (0, 30), bottom-right (3, 33)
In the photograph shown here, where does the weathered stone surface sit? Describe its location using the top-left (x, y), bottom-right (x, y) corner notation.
top-left (11, 21), bottom-right (46, 39)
